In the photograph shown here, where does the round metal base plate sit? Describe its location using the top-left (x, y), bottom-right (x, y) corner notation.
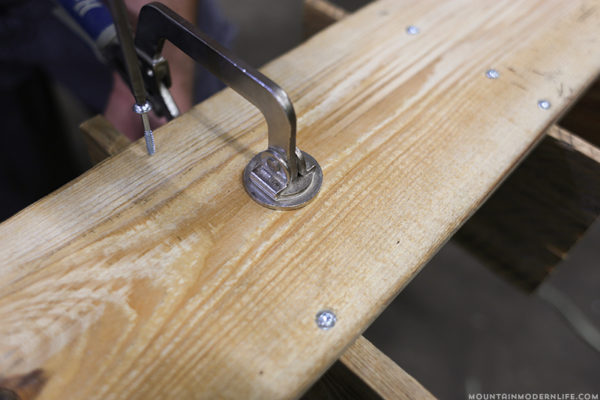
top-left (243, 151), bottom-right (323, 210)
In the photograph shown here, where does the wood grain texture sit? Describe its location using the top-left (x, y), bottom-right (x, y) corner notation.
top-left (1, 0), bottom-right (599, 398)
top-left (339, 336), bottom-right (434, 399)
top-left (303, 0), bottom-right (348, 38)
top-left (80, 116), bottom-right (133, 165)
top-left (303, 336), bottom-right (436, 400)
top-left (549, 125), bottom-right (600, 164)
top-left (303, 361), bottom-right (383, 399)
top-left (455, 126), bottom-right (600, 291)
top-left (77, 116), bottom-right (436, 399)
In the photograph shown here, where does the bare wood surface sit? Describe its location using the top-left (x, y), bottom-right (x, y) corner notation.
top-left (303, 0), bottom-right (348, 38)
top-left (304, 336), bottom-right (435, 399)
top-left (1, 0), bottom-right (599, 399)
top-left (80, 115), bottom-right (132, 164)
top-left (303, 362), bottom-right (383, 399)
top-left (456, 126), bottom-right (600, 291)
top-left (77, 116), bottom-right (437, 399)
top-left (302, 0), bottom-right (600, 294)
top-left (549, 125), bottom-right (600, 164)
top-left (80, 114), bottom-right (600, 297)
top-left (340, 336), bottom-right (435, 399)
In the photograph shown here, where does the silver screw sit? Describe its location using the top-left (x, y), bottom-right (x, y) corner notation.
top-left (538, 100), bottom-right (551, 110)
top-left (133, 101), bottom-right (156, 155)
top-left (486, 69), bottom-right (500, 79)
top-left (315, 310), bottom-right (336, 330)
top-left (406, 25), bottom-right (420, 35)
top-left (144, 131), bottom-right (156, 155)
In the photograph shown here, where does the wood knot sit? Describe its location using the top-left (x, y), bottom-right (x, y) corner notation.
top-left (0, 369), bottom-right (46, 400)
top-left (0, 387), bottom-right (20, 400)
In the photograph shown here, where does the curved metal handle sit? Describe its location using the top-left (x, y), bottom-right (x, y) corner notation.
top-left (136, 3), bottom-right (299, 177)
top-left (135, 3), bottom-right (321, 209)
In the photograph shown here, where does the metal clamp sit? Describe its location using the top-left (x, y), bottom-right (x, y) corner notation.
top-left (136, 3), bottom-right (322, 209)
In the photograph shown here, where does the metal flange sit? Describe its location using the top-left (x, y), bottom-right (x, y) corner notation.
top-left (243, 149), bottom-right (322, 210)
top-left (136, 3), bottom-right (322, 210)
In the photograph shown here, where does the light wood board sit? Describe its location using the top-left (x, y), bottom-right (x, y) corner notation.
top-left (304, 336), bottom-right (435, 400)
top-left (1, 0), bottom-right (599, 398)
top-left (82, 115), bottom-right (133, 165)
top-left (339, 336), bottom-right (435, 399)
top-left (79, 115), bottom-right (436, 398)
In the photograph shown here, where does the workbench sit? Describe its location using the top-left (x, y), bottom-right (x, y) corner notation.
top-left (1, 0), bottom-right (599, 398)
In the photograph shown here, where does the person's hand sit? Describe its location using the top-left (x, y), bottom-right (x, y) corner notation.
top-left (103, 0), bottom-right (197, 140)
top-left (103, 72), bottom-right (166, 141)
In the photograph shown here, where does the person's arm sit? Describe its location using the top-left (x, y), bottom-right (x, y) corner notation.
top-left (104, 0), bottom-right (198, 141)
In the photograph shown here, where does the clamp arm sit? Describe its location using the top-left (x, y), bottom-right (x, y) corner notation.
top-left (135, 3), bottom-right (322, 209)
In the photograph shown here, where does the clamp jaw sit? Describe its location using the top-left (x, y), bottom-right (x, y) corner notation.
top-left (135, 3), bottom-right (322, 209)
top-left (136, 49), bottom-right (180, 120)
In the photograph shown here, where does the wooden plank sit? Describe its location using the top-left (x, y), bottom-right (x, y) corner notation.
top-left (1, 0), bottom-right (599, 398)
top-left (302, 337), bottom-right (439, 400)
top-left (455, 125), bottom-right (600, 291)
top-left (77, 116), bottom-right (436, 399)
top-left (339, 336), bottom-right (435, 399)
top-left (80, 112), bottom-right (600, 298)
top-left (79, 115), bottom-right (130, 164)
top-left (302, 0), bottom-right (600, 293)
top-left (303, 0), bottom-right (348, 38)
top-left (546, 125), bottom-right (600, 163)
top-left (80, 115), bottom-right (132, 165)
top-left (303, 361), bottom-right (382, 399)
top-left (548, 125), bottom-right (600, 164)
top-left (559, 77), bottom-right (600, 147)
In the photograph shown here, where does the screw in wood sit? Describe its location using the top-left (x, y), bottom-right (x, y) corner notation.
top-left (316, 310), bottom-right (337, 330)
top-left (486, 69), bottom-right (500, 79)
top-left (538, 100), bottom-right (551, 110)
top-left (406, 25), bottom-right (420, 35)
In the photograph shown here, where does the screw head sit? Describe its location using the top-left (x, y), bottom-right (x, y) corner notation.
top-left (133, 101), bottom-right (152, 114)
top-left (538, 100), bottom-right (551, 110)
top-left (486, 69), bottom-right (500, 79)
top-left (406, 25), bottom-right (420, 35)
top-left (315, 310), bottom-right (336, 330)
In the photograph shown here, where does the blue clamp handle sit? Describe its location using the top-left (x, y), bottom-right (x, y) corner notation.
top-left (56, 0), bottom-right (115, 45)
